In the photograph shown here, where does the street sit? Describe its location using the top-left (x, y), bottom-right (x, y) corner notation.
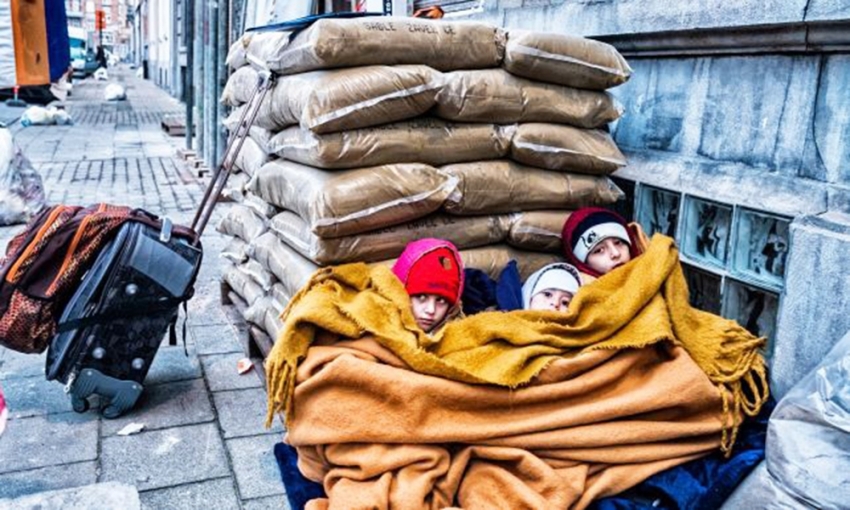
top-left (0, 67), bottom-right (289, 509)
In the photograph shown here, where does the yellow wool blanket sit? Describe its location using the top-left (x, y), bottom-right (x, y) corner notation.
top-left (265, 234), bottom-right (768, 453)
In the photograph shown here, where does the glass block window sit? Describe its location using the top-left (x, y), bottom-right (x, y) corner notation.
top-left (682, 263), bottom-right (722, 315)
top-left (681, 197), bottom-right (732, 268)
top-left (731, 208), bottom-right (790, 290)
top-left (630, 182), bottom-right (791, 358)
top-left (637, 185), bottom-right (680, 238)
top-left (723, 279), bottom-right (780, 357)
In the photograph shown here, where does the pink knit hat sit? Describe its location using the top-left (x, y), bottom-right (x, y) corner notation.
top-left (392, 238), bottom-right (465, 305)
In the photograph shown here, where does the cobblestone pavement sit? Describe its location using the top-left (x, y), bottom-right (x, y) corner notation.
top-left (0, 68), bottom-right (289, 509)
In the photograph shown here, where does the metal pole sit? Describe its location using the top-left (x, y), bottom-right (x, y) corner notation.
top-left (185, 0), bottom-right (194, 150)
top-left (195, 0), bottom-right (204, 159)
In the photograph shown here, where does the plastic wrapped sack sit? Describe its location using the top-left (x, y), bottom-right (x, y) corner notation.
top-left (0, 128), bottom-right (46, 225)
top-left (20, 105), bottom-right (72, 126)
top-left (94, 67), bottom-right (108, 81)
top-left (104, 83), bottom-right (126, 101)
top-left (722, 329), bottom-right (850, 509)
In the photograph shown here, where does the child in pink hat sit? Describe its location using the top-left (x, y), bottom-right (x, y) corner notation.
top-left (392, 238), bottom-right (464, 334)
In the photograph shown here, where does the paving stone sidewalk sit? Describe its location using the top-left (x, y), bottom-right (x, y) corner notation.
top-left (0, 68), bottom-right (289, 509)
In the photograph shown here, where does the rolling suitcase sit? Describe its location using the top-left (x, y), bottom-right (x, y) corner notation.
top-left (42, 68), bottom-right (276, 418)
top-left (45, 219), bottom-right (201, 417)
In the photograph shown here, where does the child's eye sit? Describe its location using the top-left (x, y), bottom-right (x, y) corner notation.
top-left (591, 245), bottom-right (605, 255)
top-left (560, 299), bottom-right (571, 307)
top-left (613, 239), bottom-right (626, 247)
top-left (542, 291), bottom-right (553, 298)
top-left (436, 297), bottom-right (447, 305)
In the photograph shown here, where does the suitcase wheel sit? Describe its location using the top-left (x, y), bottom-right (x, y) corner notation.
top-left (72, 396), bottom-right (90, 413)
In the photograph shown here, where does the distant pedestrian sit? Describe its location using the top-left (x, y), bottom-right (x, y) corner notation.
top-left (96, 46), bottom-right (107, 69)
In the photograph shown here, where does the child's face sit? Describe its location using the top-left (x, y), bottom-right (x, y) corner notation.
top-left (586, 237), bottom-right (632, 275)
top-left (410, 294), bottom-right (451, 332)
top-left (528, 289), bottom-right (573, 312)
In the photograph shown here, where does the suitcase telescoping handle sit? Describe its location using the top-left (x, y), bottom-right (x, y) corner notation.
top-left (190, 60), bottom-right (276, 243)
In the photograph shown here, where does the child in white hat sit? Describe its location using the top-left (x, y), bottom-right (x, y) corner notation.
top-left (521, 263), bottom-right (582, 312)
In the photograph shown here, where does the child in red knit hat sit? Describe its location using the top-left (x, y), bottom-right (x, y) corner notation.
top-left (561, 207), bottom-right (643, 278)
top-left (392, 238), bottom-right (464, 334)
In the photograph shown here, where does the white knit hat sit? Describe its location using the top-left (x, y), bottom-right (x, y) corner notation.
top-left (521, 263), bottom-right (582, 309)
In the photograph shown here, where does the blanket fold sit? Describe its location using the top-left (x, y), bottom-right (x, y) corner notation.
top-left (266, 235), bottom-right (767, 455)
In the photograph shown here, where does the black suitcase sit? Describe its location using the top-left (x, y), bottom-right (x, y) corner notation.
top-left (45, 219), bottom-right (202, 418)
top-left (42, 69), bottom-right (276, 419)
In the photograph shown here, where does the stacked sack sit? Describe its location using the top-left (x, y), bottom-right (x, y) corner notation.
top-left (217, 17), bottom-right (632, 341)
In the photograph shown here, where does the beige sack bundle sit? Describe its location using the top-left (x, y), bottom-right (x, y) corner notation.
top-left (253, 65), bottom-right (442, 133)
top-left (263, 305), bottom-right (285, 341)
top-left (441, 160), bottom-right (623, 215)
top-left (222, 107), bottom-right (274, 150)
top-left (226, 31), bottom-right (291, 70)
top-left (373, 244), bottom-right (561, 280)
top-left (243, 296), bottom-right (271, 328)
top-left (243, 192), bottom-right (278, 219)
top-left (271, 118), bottom-right (513, 169)
top-left (223, 263), bottom-right (265, 306)
top-left (249, 160), bottom-right (456, 238)
top-left (221, 236), bottom-right (250, 264)
top-left (507, 210), bottom-right (573, 253)
top-left (237, 258), bottom-right (276, 291)
top-left (234, 136), bottom-right (270, 177)
top-left (216, 204), bottom-right (267, 242)
top-left (269, 282), bottom-right (290, 314)
top-left (268, 17), bottom-right (505, 74)
top-left (435, 69), bottom-right (622, 127)
top-left (250, 232), bottom-right (319, 299)
top-left (511, 123), bottom-right (626, 175)
top-left (222, 172), bottom-right (250, 203)
top-left (221, 66), bottom-right (259, 107)
top-left (270, 211), bottom-right (511, 265)
top-left (503, 30), bottom-right (632, 90)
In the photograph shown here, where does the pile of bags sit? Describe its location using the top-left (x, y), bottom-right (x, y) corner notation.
top-left (218, 17), bottom-right (632, 341)
top-left (0, 128), bottom-right (45, 225)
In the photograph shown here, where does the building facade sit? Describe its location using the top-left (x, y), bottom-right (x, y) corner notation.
top-left (456, 0), bottom-right (850, 398)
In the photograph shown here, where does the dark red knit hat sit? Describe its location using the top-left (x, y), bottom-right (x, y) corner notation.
top-left (394, 243), bottom-right (463, 305)
top-left (561, 207), bottom-right (639, 277)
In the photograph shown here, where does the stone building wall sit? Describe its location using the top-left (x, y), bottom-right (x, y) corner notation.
top-left (456, 0), bottom-right (850, 398)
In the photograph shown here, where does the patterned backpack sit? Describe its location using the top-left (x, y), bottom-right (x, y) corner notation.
top-left (0, 204), bottom-right (151, 353)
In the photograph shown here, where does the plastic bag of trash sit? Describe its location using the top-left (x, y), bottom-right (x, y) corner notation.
top-left (94, 67), bottom-right (108, 81)
top-left (20, 106), bottom-right (72, 126)
top-left (104, 83), bottom-right (126, 101)
top-left (721, 330), bottom-right (850, 509)
top-left (0, 128), bottom-right (46, 225)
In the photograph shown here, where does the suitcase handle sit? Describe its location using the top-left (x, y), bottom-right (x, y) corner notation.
top-left (189, 67), bottom-right (276, 243)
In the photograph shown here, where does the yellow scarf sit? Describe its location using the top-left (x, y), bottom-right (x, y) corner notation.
top-left (265, 234), bottom-right (768, 453)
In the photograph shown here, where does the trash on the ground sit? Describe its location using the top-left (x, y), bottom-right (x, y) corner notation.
top-left (94, 67), bottom-right (109, 81)
top-left (104, 83), bottom-right (126, 101)
top-left (20, 105), bottom-right (72, 127)
top-left (0, 127), bottom-right (46, 225)
top-left (237, 358), bottom-right (254, 375)
top-left (116, 422), bottom-right (146, 436)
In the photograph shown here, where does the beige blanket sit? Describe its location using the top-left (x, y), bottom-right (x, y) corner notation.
top-left (288, 338), bottom-right (730, 510)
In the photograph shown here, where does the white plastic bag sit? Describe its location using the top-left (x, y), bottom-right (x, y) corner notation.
top-left (0, 128), bottom-right (46, 225)
top-left (20, 106), bottom-right (72, 126)
top-left (722, 330), bottom-right (850, 509)
top-left (104, 83), bottom-right (126, 101)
